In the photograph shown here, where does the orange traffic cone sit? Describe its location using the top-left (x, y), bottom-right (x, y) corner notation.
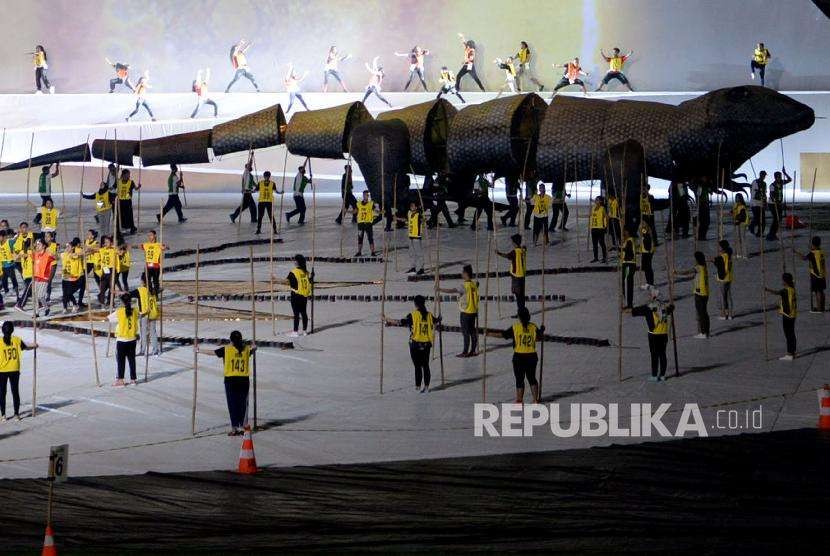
top-left (42, 525), bottom-right (57, 556)
top-left (238, 426), bottom-right (257, 474)
top-left (819, 385), bottom-right (830, 430)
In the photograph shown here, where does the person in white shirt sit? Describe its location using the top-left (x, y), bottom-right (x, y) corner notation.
top-left (285, 165), bottom-right (312, 225)
top-left (749, 170), bottom-right (767, 237)
top-left (362, 56), bottom-right (392, 108)
top-left (394, 45), bottom-right (430, 91)
top-left (322, 46), bottom-right (351, 92)
top-left (284, 63), bottom-right (309, 112)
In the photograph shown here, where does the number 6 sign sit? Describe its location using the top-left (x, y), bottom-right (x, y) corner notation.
top-left (49, 444), bottom-right (69, 483)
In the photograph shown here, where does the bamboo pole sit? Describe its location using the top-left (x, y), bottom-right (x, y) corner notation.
top-left (104, 134), bottom-right (121, 359)
top-left (379, 138), bottom-right (387, 395)
top-left (143, 257), bottom-right (151, 383)
top-left (761, 216), bottom-right (769, 360)
top-left (32, 265), bottom-right (39, 417)
top-left (59, 166), bottom-right (68, 240)
top-left (309, 157), bottom-right (316, 334)
top-left (393, 175), bottom-right (399, 272)
top-left (573, 155), bottom-right (581, 262)
top-left (236, 147), bottom-right (253, 236)
top-left (77, 134), bottom-right (91, 240)
top-left (0, 127), bottom-right (5, 166)
top-left (249, 245), bottom-right (258, 429)
top-left (158, 198), bottom-right (165, 355)
top-left (538, 229), bottom-right (547, 397)
top-left (808, 168), bottom-right (817, 309)
top-left (191, 245), bottom-right (200, 435)
top-left (481, 213), bottom-right (493, 403)
top-left (490, 176), bottom-right (503, 318)
top-left (269, 178), bottom-right (276, 336)
top-left (433, 212), bottom-right (445, 385)
top-left (80, 215), bottom-right (101, 387)
top-left (790, 171), bottom-right (797, 278)
top-left (137, 128), bottom-right (142, 230)
top-left (25, 133), bottom-right (34, 208)
top-left (338, 148), bottom-right (352, 258)
top-left (277, 146), bottom-right (288, 234)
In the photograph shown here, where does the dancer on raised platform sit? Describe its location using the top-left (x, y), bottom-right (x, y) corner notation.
top-left (354, 190), bottom-right (378, 257)
top-left (765, 272), bottom-right (797, 360)
top-left (255, 171), bottom-right (279, 235)
top-left (0, 322), bottom-right (38, 422)
top-left (106, 57), bottom-right (133, 92)
top-left (437, 67), bottom-right (465, 103)
top-left (439, 264), bottom-right (479, 357)
top-left (225, 39), bottom-right (259, 92)
top-left (284, 63), bottom-right (309, 112)
top-left (362, 57), bottom-right (392, 108)
top-left (335, 165), bottom-right (357, 225)
top-left (125, 70), bottom-right (155, 122)
top-left (197, 331), bottom-right (256, 435)
top-left (796, 236), bottom-right (826, 313)
top-left (108, 293), bottom-right (139, 386)
top-left (32, 45), bottom-right (54, 94)
top-left (191, 68), bottom-right (218, 118)
top-left (497, 233), bottom-right (527, 316)
top-left (157, 165), bottom-right (187, 224)
top-left (116, 169), bottom-right (140, 234)
top-left (494, 56), bottom-right (517, 95)
top-left (395, 46), bottom-right (430, 91)
top-left (323, 46), bottom-right (351, 92)
top-left (456, 33), bottom-right (485, 91)
top-left (515, 41), bottom-right (544, 92)
top-left (502, 307), bottom-right (543, 402)
top-left (750, 42), bottom-right (771, 86)
top-left (385, 295), bottom-right (441, 393)
top-left (230, 156), bottom-right (257, 224)
top-left (596, 47), bottom-right (634, 92)
top-left (632, 288), bottom-right (674, 381)
top-left (285, 165), bottom-right (310, 226)
top-left (552, 57), bottom-right (588, 94)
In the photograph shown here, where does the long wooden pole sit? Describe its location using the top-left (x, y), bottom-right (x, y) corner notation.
top-left (808, 168), bottom-right (817, 309)
top-left (277, 146), bottom-right (288, 234)
top-left (481, 213), bottom-right (493, 402)
top-left (538, 230), bottom-right (547, 397)
top-left (269, 180), bottom-right (276, 336)
top-left (761, 215), bottom-right (769, 360)
top-left (790, 171), bottom-right (797, 278)
top-left (80, 214), bottom-right (101, 387)
top-left (32, 265), bottom-right (39, 417)
top-left (0, 127), bottom-right (6, 167)
top-left (137, 128), bottom-right (142, 231)
top-left (433, 211), bottom-right (445, 385)
top-left (249, 245), bottom-right (258, 429)
top-left (309, 158), bottom-right (316, 333)
top-left (491, 176), bottom-right (503, 318)
top-left (379, 139), bottom-right (387, 395)
top-left (158, 198), bottom-right (165, 355)
top-left (608, 149), bottom-right (624, 382)
top-left (59, 167), bottom-right (68, 240)
top-left (25, 133), bottom-right (34, 208)
top-left (192, 246), bottom-right (200, 435)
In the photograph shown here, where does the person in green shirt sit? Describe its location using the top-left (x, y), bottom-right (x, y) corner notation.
top-left (285, 165), bottom-right (311, 225)
top-left (157, 164), bottom-right (187, 224)
top-left (550, 185), bottom-right (570, 231)
top-left (471, 174), bottom-right (494, 231)
top-left (33, 163), bottom-right (59, 225)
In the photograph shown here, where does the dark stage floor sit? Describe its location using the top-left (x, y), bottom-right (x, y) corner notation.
top-left (3, 428), bottom-right (829, 554)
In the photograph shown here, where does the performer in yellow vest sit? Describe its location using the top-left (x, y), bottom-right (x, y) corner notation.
top-left (131, 272), bottom-right (160, 356)
top-left (107, 293), bottom-right (140, 386)
top-left (796, 236), bottom-right (827, 313)
top-left (0, 321), bottom-right (38, 421)
top-left (497, 233), bottom-right (528, 316)
top-left (631, 289), bottom-right (675, 381)
top-left (502, 307), bottom-right (545, 403)
top-left (750, 42), bottom-right (771, 86)
top-left (385, 295), bottom-right (441, 393)
top-left (198, 331), bottom-right (257, 435)
top-left (675, 251), bottom-right (710, 338)
top-left (765, 273), bottom-right (797, 361)
top-left (439, 264), bottom-right (480, 357)
top-left (731, 193), bottom-right (749, 259)
top-left (396, 201), bottom-right (425, 275)
top-left (82, 183), bottom-right (113, 238)
top-left (607, 192), bottom-right (622, 249)
top-left (283, 254), bottom-right (312, 337)
top-left (255, 171), bottom-right (281, 235)
top-left (531, 184), bottom-right (551, 246)
top-left (38, 199), bottom-right (60, 234)
top-left (137, 230), bottom-right (166, 294)
top-left (354, 190), bottom-right (379, 257)
top-left (115, 168), bottom-right (140, 235)
top-left (589, 196), bottom-right (608, 263)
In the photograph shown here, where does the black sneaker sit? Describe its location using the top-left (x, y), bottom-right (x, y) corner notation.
top-left (179, 218), bottom-right (188, 223)
top-left (416, 268), bottom-right (425, 275)
top-left (230, 214), bottom-right (236, 223)
top-left (406, 267), bottom-right (416, 273)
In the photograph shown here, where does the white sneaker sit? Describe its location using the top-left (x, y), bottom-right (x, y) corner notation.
top-left (49, 86), bottom-right (55, 94)
top-left (420, 385), bottom-right (429, 393)
top-left (694, 333), bottom-right (708, 339)
top-left (750, 72), bottom-right (755, 80)
top-left (0, 415), bottom-right (6, 422)
top-left (639, 284), bottom-right (649, 290)
top-left (779, 354), bottom-right (794, 361)
top-left (35, 90), bottom-right (43, 95)
top-left (717, 316), bottom-right (727, 321)
top-left (300, 331), bottom-right (308, 336)
top-left (287, 331), bottom-right (300, 338)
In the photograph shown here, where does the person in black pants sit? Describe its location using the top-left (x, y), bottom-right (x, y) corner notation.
top-left (497, 234), bottom-right (527, 316)
top-left (335, 165), bottom-right (357, 224)
top-left (676, 251), bottom-right (710, 338)
top-left (255, 171), bottom-right (279, 235)
top-left (0, 321), bottom-right (38, 421)
top-left (386, 295), bottom-right (441, 393)
top-left (282, 254), bottom-right (312, 337)
top-left (157, 165), bottom-right (187, 224)
top-left (765, 272), bottom-right (798, 361)
top-left (198, 331), bottom-right (256, 436)
top-left (639, 222), bottom-right (655, 288)
top-left (33, 45), bottom-right (54, 93)
top-left (501, 175), bottom-right (520, 227)
top-left (109, 293), bottom-right (139, 386)
top-left (632, 292), bottom-right (674, 381)
top-left (502, 307), bottom-right (544, 403)
top-left (621, 228), bottom-right (637, 309)
top-left (230, 158), bottom-right (257, 224)
top-left (438, 264), bottom-right (479, 357)
top-left (426, 174), bottom-right (455, 228)
top-left (456, 34), bottom-right (485, 91)
top-left (550, 187), bottom-right (570, 231)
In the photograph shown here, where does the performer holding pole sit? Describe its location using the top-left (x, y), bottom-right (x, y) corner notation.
top-left (0, 322), bottom-right (38, 421)
top-left (191, 246), bottom-right (200, 435)
top-left (197, 332), bottom-right (256, 436)
top-left (249, 245), bottom-right (258, 429)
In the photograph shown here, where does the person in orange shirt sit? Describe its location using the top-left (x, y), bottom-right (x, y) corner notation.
top-left (552, 57), bottom-right (589, 94)
top-left (28, 238), bottom-right (56, 316)
top-left (106, 57), bottom-right (133, 92)
top-left (125, 70), bottom-right (155, 122)
top-left (225, 39), bottom-right (259, 92)
top-left (596, 47), bottom-right (634, 91)
top-left (455, 33), bottom-right (485, 91)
